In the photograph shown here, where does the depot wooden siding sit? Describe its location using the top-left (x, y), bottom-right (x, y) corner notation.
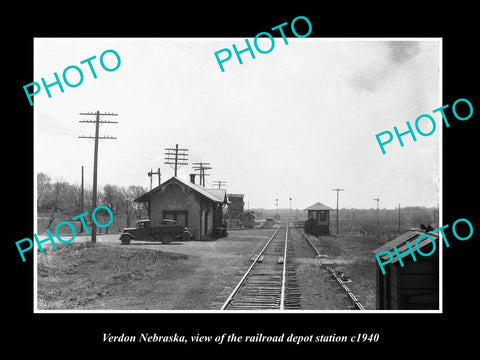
top-left (149, 182), bottom-right (203, 239)
top-left (135, 177), bottom-right (226, 241)
top-left (374, 230), bottom-right (439, 310)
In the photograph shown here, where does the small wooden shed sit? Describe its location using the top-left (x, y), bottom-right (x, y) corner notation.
top-left (303, 202), bottom-right (333, 235)
top-left (372, 229), bottom-right (439, 310)
top-left (241, 211), bottom-right (256, 228)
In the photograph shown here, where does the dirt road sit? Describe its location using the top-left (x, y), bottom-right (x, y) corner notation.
top-left (37, 229), bottom-right (275, 311)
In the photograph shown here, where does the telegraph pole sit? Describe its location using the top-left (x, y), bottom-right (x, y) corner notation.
top-left (398, 203), bottom-right (401, 232)
top-left (79, 111), bottom-right (118, 243)
top-left (165, 144), bottom-right (189, 177)
top-left (212, 180), bottom-right (227, 189)
top-left (373, 198), bottom-right (380, 238)
top-left (332, 188), bottom-right (344, 235)
top-left (192, 162), bottom-right (212, 186)
top-left (80, 165), bottom-right (84, 233)
top-left (289, 197), bottom-right (292, 219)
top-left (148, 167), bottom-right (161, 189)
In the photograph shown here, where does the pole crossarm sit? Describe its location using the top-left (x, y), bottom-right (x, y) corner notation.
top-left (164, 144), bottom-right (189, 177)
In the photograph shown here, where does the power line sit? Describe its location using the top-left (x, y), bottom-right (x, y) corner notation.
top-left (164, 144), bottom-right (189, 177)
top-left (78, 111), bottom-right (118, 243)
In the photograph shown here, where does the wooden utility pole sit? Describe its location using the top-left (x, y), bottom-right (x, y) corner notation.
top-left (332, 188), bottom-right (344, 235)
top-left (80, 165), bottom-right (84, 233)
top-left (165, 144), bottom-right (189, 177)
top-left (79, 111), bottom-right (118, 243)
top-left (212, 180), bottom-right (227, 189)
top-left (148, 167), bottom-right (161, 189)
top-left (398, 203), bottom-right (401, 232)
top-left (373, 198), bottom-right (380, 238)
top-left (192, 162), bottom-right (212, 187)
top-left (289, 197), bottom-right (292, 219)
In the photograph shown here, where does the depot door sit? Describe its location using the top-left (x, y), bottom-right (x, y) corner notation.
top-left (162, 211), bottom-right (188, 227)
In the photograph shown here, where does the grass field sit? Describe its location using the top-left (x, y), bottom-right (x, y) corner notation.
top-left (302, 232), bottom-right (386, 309)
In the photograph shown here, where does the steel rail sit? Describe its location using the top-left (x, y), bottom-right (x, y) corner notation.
top-left (280, 222), bottom-right (289, 310)
top-left (299, 229), bottom-right (321, 256)
top-left (327, 267), bottom-right (366, 310)
top-left (220, 225), bottom-right (283, 310)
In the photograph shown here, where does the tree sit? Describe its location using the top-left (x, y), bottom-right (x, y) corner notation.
top-left (62, 183), bottom-right (82, 214)
top-left (101, 184), bottom-right (121, 214)
top-left (119, 185), bottom-right (148, 227)
top-left (50, 180), bottom-right (69, 212)
top-left (37, 172), bottom-right (51, 210)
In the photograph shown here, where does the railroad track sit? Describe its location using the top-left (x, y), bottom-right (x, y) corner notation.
top-left (298, 227), bottom-right (366, 310)
top-left (221, 222), bottom-right (300, 310)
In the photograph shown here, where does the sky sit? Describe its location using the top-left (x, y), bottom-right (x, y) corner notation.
top-left (34, 38), bottom-right (441, 210)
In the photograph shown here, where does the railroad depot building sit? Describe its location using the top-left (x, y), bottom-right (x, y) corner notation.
top-left (134, 176), bottom-right (228, 240)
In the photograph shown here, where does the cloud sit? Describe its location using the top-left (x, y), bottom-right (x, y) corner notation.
top-left (387, 41), bottom-right (421, 63)
top-left (348, 66), bottom-right (389, 92)
top-left (348, 41), bottom-right (421, 93)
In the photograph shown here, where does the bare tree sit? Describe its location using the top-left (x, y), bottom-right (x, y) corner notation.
top-left (63, 184), bottom-right (82, 214)
top-left (51, 180), bottom-right (69, 212)
top-left (119, 185), bottom-right (148, 227)
top-left (101, 184), bottom-right (121, 214)
top-left (37, 172), bottom-right (51, 210)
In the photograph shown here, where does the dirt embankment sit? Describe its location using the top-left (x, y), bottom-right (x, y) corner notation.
top-left (38, 242), bottom-right (199, 310)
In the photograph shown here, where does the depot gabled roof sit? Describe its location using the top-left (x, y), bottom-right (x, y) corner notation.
top-left (372, 229), bottom-right (439, 264)
top-left (303, 202), bottom-right (334, 211)
top-left (134, 176), bottom-right (227, 204)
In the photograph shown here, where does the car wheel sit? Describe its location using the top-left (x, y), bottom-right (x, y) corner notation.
top-left (181, 231), bottom-right (191, 242)
top-left (120, 234), bottom-right (131, 245)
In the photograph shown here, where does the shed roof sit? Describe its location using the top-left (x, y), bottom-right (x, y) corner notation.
top-left (242, 211), bottom-right (256, 218)
top-left (372, 229), bottom-right (439, 264)
top-left (303, 202), bottom-right (334, 211)
top-left (134, 176), bottom-right (227, 204)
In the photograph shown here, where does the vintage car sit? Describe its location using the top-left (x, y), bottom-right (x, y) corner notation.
top-left (119, 219), bottom-right (192, 244)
